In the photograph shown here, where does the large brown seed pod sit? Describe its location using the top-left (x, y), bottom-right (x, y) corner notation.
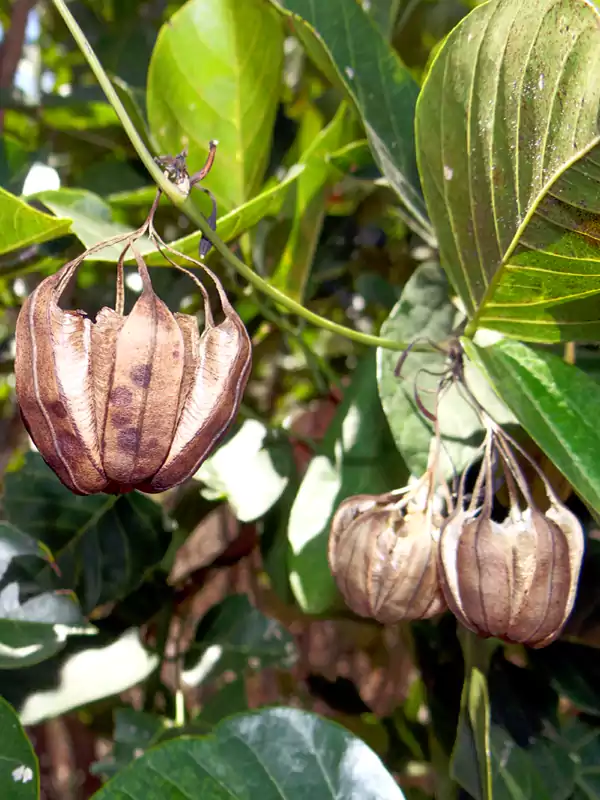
top-left (328, 493), bottom-right (446, 624)
top-left (438, 502), bottom-right (584, 648)
top-left (15, 246), bottom-right (251, 496)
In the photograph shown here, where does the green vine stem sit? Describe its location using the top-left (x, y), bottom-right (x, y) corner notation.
top-left (50, 0), bottom-right (431, 354)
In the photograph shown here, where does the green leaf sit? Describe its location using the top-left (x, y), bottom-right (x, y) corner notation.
top-left (288, 351), bottom-right (408, 614)
top-left (147, 0), bottom-right (284, 212)
top-left (376, 262), bottom-right (515, 479)
top-left (0, 186), bottom-right (71, 256)
top-left (0, 522), bottom-right (92, 669)
top-left (91, 708), bottom-right (166, 779)
top-left (529, 641), bottom-right (600, 717)
top-left (1, 629), bottom-right (159, 727)
top-left (92, 708), bottom-right (406, 799)
top-left (469, 337), bottom-right (600, 515)
top-left (0, 698), bottom-right (38, 799)
top-left (272, 103), bottom-right (353, 300)
top-left (196, 420), bottom-right (294, 523)
top-left (416, 0), bottom-right (600, 342)
top-left (182, 594), bottom-right (296, 686)
top-left (143, 164), bottom-right (306, 264)
top-left (4, 454), bottom-right (173, 614)
top-left (561, 718), bottom-right (600, 800)
top-left (35, 188), bottom-right (154, 260)
top-left (361, 0), bottom-right (401, 40)
top-left (269, 0), bottom-right (430, 240)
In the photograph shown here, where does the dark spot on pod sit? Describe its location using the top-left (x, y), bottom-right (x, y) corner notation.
top-left (111, 411), bottom-right (132, 429)
top-left (118, 427), bottom-right (140, 454)
top-left (172, 349), bottom-right (180, 360)
top-left (130, 364), bottom-right (152, 388)
top-left (49, 401), bottom-right (68, 419)
top-left (110, 387), bottom-right (133, 406)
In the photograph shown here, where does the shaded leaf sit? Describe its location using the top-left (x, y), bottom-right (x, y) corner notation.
top-left (417, 0), bottom-right (600, 342)
top-left (147, 0), bottom-right (284, 212)
top-left (0, 186), bottom-right (71, 256)
top-left (0, 698), bottom-right (38, 799)
top-left (288, 352), bottom-right (408, 614)
top-left (376, 262), bottom-right (515, 479)
top-left (561, 718), bottom-right (600, 800)
top-left (91, 708), bottom-right (166, 779)
top-left (183, 594), bottom-right (296, 686)
top-left (0, 628), bottom-right (159, 726)
top-left (93, 708), bottom-right (406, 799)
top-left (469, 337), bottom-right (600, 515)
top-left (0, 522), bottom-right (92, 669)
top-left (196, 420), bottom-right (294, 523)
top-left (529, 641), bottom-right (600, 717)
top-left (269, 0), bottom-right (430, 240)
top-left (4, 454), bottom-right (173, 614)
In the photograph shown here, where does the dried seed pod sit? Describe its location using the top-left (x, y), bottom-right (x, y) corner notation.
top-left (438, 429), bottom-right (585, 648)
top-left (328, 491), bottom-right (446, 624)
top-left (15, 235), bottom-right (251, 496)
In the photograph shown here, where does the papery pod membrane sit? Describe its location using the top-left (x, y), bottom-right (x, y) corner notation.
top-left (328, 493), bottom-right (381, 575)
top-left (92, 250), bottom-right (185, 491)
top-left (15, 260), bottom-right (108, 495)
top-left (330, 504), bottom-right (446, 624)
top-left (140, 287), bottom-right (252, 493)
top-left (438, 503), bottom-right (585, 648)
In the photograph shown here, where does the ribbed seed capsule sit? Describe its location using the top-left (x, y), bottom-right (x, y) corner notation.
top-left (328, 492), bottom-right (446, 624)
top-left (15, 238), bottom-right (251, 495)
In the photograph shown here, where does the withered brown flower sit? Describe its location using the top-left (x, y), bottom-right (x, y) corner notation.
top-left (15, 150), bottom-right (252, 495)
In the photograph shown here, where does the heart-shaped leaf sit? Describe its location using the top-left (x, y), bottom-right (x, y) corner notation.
top-left (4, 454), bottom-right (172, 614)
top-left (0, 698), bottom-right (38, 799)
top-left (0, 186), bottom-right (71, 256)
top-left (92, 708), bottom-right (406, 799)
top-left (417, 0), bottom-right (600, 342)
top-left (147, 0), bottom-right (283, 212)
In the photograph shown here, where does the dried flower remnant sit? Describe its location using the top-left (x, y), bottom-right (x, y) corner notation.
top-left (438, 424), bottom-right (584, 648)
top-left (328, 469), bottom-right (447, 624)
top-left (15, 146), bottom-right (252, 496)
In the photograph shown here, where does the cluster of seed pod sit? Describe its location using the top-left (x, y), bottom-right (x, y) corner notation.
top-left (328, 420), bottom-right (585, 649)
top-left (14, 148), bottom-right (252, 496)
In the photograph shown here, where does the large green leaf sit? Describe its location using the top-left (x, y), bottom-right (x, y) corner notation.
top-left (4, 454), bottom-right (172, 614)
top-left (417, 0), bottom-right (600, 342)
top-left (0, 698), bottom-right (38, 799)
top-left (0, 186), bottom-right (71, 256)
top-left (468, 337), bottom-right (600, 515)
top-left (269, 0), bottom-right (430, 240)
top-left (562, 718), bottom-right (600, 800)
top-left (92, 708), bottom-right (405, 799)
top-left (0, 522), bottom-right (92, 669)
top-left (147, 0), bottom-right (283, 212)
top-left (529, 641), bottom-right (600, 717)
top-left (196, 420), bottom-right (294, 523)
top-left (288, 352), bottom-right (408, 614)
top-left (182, 594), bottom-right (297, 686)
top-left (377, 262), bottom-right (515, 479)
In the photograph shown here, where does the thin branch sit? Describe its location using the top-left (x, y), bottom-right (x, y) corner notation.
top-left (0, 0), bottom-right (36, 131)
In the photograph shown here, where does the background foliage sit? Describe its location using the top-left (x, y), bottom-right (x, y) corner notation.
top-left (2, 0), bottom-right (600, 797)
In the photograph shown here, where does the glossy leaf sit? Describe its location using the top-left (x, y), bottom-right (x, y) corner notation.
top-left (196, 420), bottom-right (294, 523)
top-left (469, 337), bottom-right (600, 515)
top-left (147, 0), bottom-right (284, 212)
top-left (269, 0), bottom-right (430, 240)
top-left (417, 0), bottom-right (600, 342)
top-left (91, 708), bottom-right (166, 779)
top-left (35, 188), bottom-right (154, 260)
top-left (182, 594), bottom-right (296, 686)
top-left (272, 103), bottom-right (352, 300)
top-left (0, 186), bottom-right (71, 256)
top-left (4, 454), bottom-right (172, 614)
top-left (93, 708), bottom-right (405, 799)
top-left (377, 262), bottom-right (515, 479)
top-left (0, 522), bottom-right (92, 669)
top-left (288, 352), bottom-right (408, 614)
top-left (0, 698), bottom-right (38, 799)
